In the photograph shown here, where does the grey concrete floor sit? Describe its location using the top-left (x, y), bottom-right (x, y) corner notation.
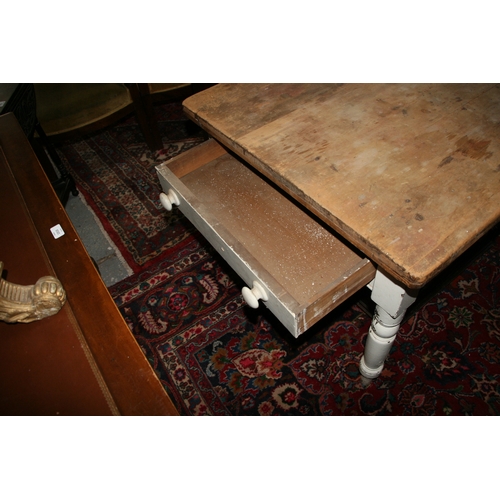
top-left (65, 193), bottom-right (132, 287)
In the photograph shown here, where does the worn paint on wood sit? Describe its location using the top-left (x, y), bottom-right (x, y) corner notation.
top-left (157, 140), bottom-right (375, 336)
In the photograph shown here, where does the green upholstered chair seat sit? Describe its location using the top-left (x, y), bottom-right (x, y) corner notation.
top-left (33, 83), bottom-right (211, 150)
top-left (35, 83), bottom-right (133, 136)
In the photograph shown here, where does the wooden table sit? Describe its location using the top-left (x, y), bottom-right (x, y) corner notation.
top-left (0, 113), bottom-right (178, 415)
top-left (163, 84), bottom-right (500, 379)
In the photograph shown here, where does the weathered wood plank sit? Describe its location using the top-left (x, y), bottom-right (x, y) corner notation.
top-left (184, 84), bottom-right (500, 288)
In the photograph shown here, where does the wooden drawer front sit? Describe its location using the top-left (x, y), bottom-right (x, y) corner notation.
top-left (156, 139), bottom-right (375, 337)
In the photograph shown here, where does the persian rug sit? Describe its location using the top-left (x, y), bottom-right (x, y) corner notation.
top-left (109, 225), bottom-right (500, 416)
top-left (56, 102), bottom-right (207, 273)
top-left (56, 99), bottom-right (500, 415)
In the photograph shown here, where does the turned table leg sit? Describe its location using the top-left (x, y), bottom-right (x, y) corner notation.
top-left (359, 269), bottom-right (418, 379)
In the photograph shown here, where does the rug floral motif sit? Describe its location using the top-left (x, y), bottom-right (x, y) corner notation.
top-left (110, 227), bottom-right (500, 416)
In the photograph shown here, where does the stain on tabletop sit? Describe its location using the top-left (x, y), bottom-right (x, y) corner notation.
top-left (438, 135), bottom-right (494, 168)
top-left (455, 136), bottom-right (493, 160)
top-left (438, 156), bottom-right (454, 167)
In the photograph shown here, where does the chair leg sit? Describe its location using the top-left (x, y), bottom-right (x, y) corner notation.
top-left (128, 84), bottom-right (163, 151)
top-left (33, 123), bottom-right (78, 206)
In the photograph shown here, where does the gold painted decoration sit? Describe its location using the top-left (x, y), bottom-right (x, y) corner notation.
top-left (0, 262), bottom-right (66, 324)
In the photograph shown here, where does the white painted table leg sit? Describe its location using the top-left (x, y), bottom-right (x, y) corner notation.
top-left (359, 269), bottom-right (418, 379)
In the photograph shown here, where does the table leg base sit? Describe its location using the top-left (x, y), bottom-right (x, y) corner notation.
top-left (359, 355), bottom-right (384, 379)
top-left (358, 269), bottom-right (418, 379)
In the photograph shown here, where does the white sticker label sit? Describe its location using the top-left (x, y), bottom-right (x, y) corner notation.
top-left (50, 224), bottom-right (65, 239)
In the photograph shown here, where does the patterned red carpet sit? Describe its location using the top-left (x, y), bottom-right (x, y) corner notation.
top-left (57, 102), bottom-right (500, 415)
top-left (56, 103), bottom-right (206, 273)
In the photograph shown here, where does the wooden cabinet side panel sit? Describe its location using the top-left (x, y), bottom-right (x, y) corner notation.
top-left (0, 113), bottom-right (178, 416)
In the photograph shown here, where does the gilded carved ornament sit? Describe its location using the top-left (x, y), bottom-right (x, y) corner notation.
top-left (0, 261), bottom-right (66, 323)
